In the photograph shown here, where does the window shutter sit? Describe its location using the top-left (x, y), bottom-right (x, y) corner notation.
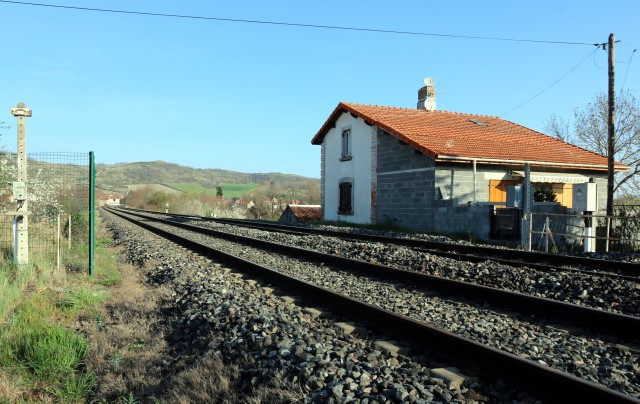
top-left (339, 182), bottom-right (352, 213)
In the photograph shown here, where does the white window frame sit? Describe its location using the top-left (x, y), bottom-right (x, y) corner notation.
top-left (340, 128), bottom-right (352, 161)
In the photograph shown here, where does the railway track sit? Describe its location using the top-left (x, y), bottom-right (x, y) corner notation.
top-left (211, 217), bottom-right (640, 281)
top-left (122, 207), bottom-right (640, 281)
top-left (104, 207), bottom-right (640, 403)
top-left (116, 207), bottom-right (640, 318)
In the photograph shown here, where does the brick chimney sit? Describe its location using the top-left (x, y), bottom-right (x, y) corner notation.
top-left (417, 78), bottom-right (436, 111)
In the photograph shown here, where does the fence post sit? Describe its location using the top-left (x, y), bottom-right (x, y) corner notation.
top-left (57, 214), bottom-right (61, 271)
top-left (11, 103), bottom-right (32, 266)
top-left (528, 213), bottom-right (533, 251)
top-left (605, 217), bottom-right (610, 253)
top-left (89, 151), bottom-right (95, 277)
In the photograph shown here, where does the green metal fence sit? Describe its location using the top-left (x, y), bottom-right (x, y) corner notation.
top-left (0, 152), bottom-right (94, 272)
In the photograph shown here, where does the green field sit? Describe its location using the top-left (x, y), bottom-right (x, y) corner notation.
top-left (165, 183), bottom-right (258, 199)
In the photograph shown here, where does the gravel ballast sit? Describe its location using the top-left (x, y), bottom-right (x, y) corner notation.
top-left (183, 217), bottom-right (640, 317)
top-left (106, 209), bottom-right (640, 400)
top-left (103, 210), bottom-right (542, 403)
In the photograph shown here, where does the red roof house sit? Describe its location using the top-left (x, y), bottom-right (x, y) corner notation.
top-left (311, 86), bottom-right (627, 237)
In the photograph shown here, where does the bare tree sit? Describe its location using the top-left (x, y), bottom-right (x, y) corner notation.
top-left (544, 89), bottom-right (640, 197)
top-left (304, 180), bottom-right (321, 205)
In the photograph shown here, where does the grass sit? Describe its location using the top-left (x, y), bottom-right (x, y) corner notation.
top-left (58, 286), bottom-right (108, 314)
top-left (1, 212), bottom-right (307, 402)
top-left (0, 216), bottom-right (119, 402)
top-left (0, 259), bottom-right (37, 324)
top-left (9, 324), bottom-right (89, 379)
top-left (0, 294), bottom-right (96, 402)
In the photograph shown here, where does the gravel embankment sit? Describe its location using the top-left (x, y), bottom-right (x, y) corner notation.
top-left (180, 218), bottom-right (640, 317)
top-left (111, 210), bottom-right (640, 399)
top-left (103, 210), bottom-right (541, 403)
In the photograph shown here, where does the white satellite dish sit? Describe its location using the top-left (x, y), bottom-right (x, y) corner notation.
top-left (423, 77), bottom-right (436, 86)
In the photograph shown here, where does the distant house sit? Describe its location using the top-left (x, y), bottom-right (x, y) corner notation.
top-left (98, 194), bottom-right (122, 206)
top-left (311, 83), bottom-right (628, 239)
top-left (234, 198), bottom-right (255, 210)
top-left (279, 204), bottom-right (322, 225)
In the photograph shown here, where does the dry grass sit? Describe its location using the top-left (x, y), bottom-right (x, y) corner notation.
top-left (80, 219), bottom-right (306, 402)
top-left (164, 353), bottom-right (304, 403)
top-left (0, 370), bottom-right (20, 402)
top-left (163, 354), bottom-right (241, 403)
top-left (83, 258), bottom-right (171, 400)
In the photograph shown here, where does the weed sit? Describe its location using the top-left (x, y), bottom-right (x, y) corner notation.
top-left (58, 286), bottom-right (108, 313)
top-left (119, 391), bottom-right (140, 404)
top-left (54, 371), bottom-right (96, 402)
top-left (95, 313), bottom-right (106, 331)
top-left (14, 325), bottom-right (90, 380)
top-left (128, 339), bottom-right (146, 350)
top-left (109, 351), bottom-right (126, 372)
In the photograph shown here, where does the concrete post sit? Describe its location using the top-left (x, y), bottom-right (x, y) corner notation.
top-left (520, 163), bottom-right (532, 250)
top-left (11, 103), bottom-right (32, 266)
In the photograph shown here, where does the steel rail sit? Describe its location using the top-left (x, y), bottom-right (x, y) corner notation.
top-left (210, 217), bottom-right (640, 279)
top-left (107, 207), bottom-right (640, 341)
top-left (104, 207), bottom-right (639, 404)
top-left (117, 207), bottom-right (640, 279)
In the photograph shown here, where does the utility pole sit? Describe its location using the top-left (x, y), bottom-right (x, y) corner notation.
top-left (11, 102), bottom-right (32, 266)
top-left (606, 33), bottom-right (615, 247)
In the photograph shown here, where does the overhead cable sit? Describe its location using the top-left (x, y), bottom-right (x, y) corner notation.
top-left (0, 0), bottom-right (599, 46)
top-left (621, 49), bottom-right (637, 91)
top-left (499, 46), bottom-right (600, 117)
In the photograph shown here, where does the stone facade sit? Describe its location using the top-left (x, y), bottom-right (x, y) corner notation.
top-left (433, 204), bottom-right (493, 239)
top-left (375, 130), bottom-right (436, 231)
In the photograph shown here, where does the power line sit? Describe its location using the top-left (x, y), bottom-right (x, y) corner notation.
top-left (621, 48), bottom-right (637, 91)
top-left (0, 0), bottom-right (599, 46)
top-left (620, 41), bottom-right (640, 48)
top-left (499, 46), bottom-right (600, 118)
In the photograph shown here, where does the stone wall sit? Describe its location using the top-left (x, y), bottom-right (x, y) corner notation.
top-left (433, 203), bottom-right (493, 239)
top-left (375, 130), bottom-right (436, 231)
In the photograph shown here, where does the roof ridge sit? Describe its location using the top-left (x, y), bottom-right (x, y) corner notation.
top-left (342, 102), bottom-right (500, 119)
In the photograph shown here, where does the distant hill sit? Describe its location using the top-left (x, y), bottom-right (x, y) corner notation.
top-left (96, 160), bottom-right (318, 194)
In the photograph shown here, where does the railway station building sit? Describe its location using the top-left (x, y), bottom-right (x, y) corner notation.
top-left (311, 85), bottom-right (628, 241)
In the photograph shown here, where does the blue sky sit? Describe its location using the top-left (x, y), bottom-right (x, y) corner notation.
top-left (0, 1), bottom-right (638, 179)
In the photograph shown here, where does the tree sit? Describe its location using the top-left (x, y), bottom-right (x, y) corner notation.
top-left (533, 186), bottom-right (557, 202)
top-left (544, 89), bottom-right (640, 198)
top-left (216, 186), bottom-right (223, 198)
top-left (303, 180), bottom-right (321, 205)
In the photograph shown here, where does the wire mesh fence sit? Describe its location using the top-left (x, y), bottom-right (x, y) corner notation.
top-left (529, 209), bottom-right (640, 254)
top-left (0, 152), bottom-right (91, 270)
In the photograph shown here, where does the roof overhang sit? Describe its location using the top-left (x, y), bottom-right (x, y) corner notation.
top-left (512, 171), bottom-right (592, 183)
top-left (435, 155), bottom-right (628, 172)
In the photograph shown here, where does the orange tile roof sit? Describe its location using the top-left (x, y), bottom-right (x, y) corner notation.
top-left (311, 102), bottom-right (627, 171)
top-left (289, 205), bottom-right (322, 224)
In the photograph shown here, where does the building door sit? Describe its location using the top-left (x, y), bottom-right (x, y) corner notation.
top-left (489, 180), bottom-right (517, 207)
top-left (491, 208), bottom-right (521, 240)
